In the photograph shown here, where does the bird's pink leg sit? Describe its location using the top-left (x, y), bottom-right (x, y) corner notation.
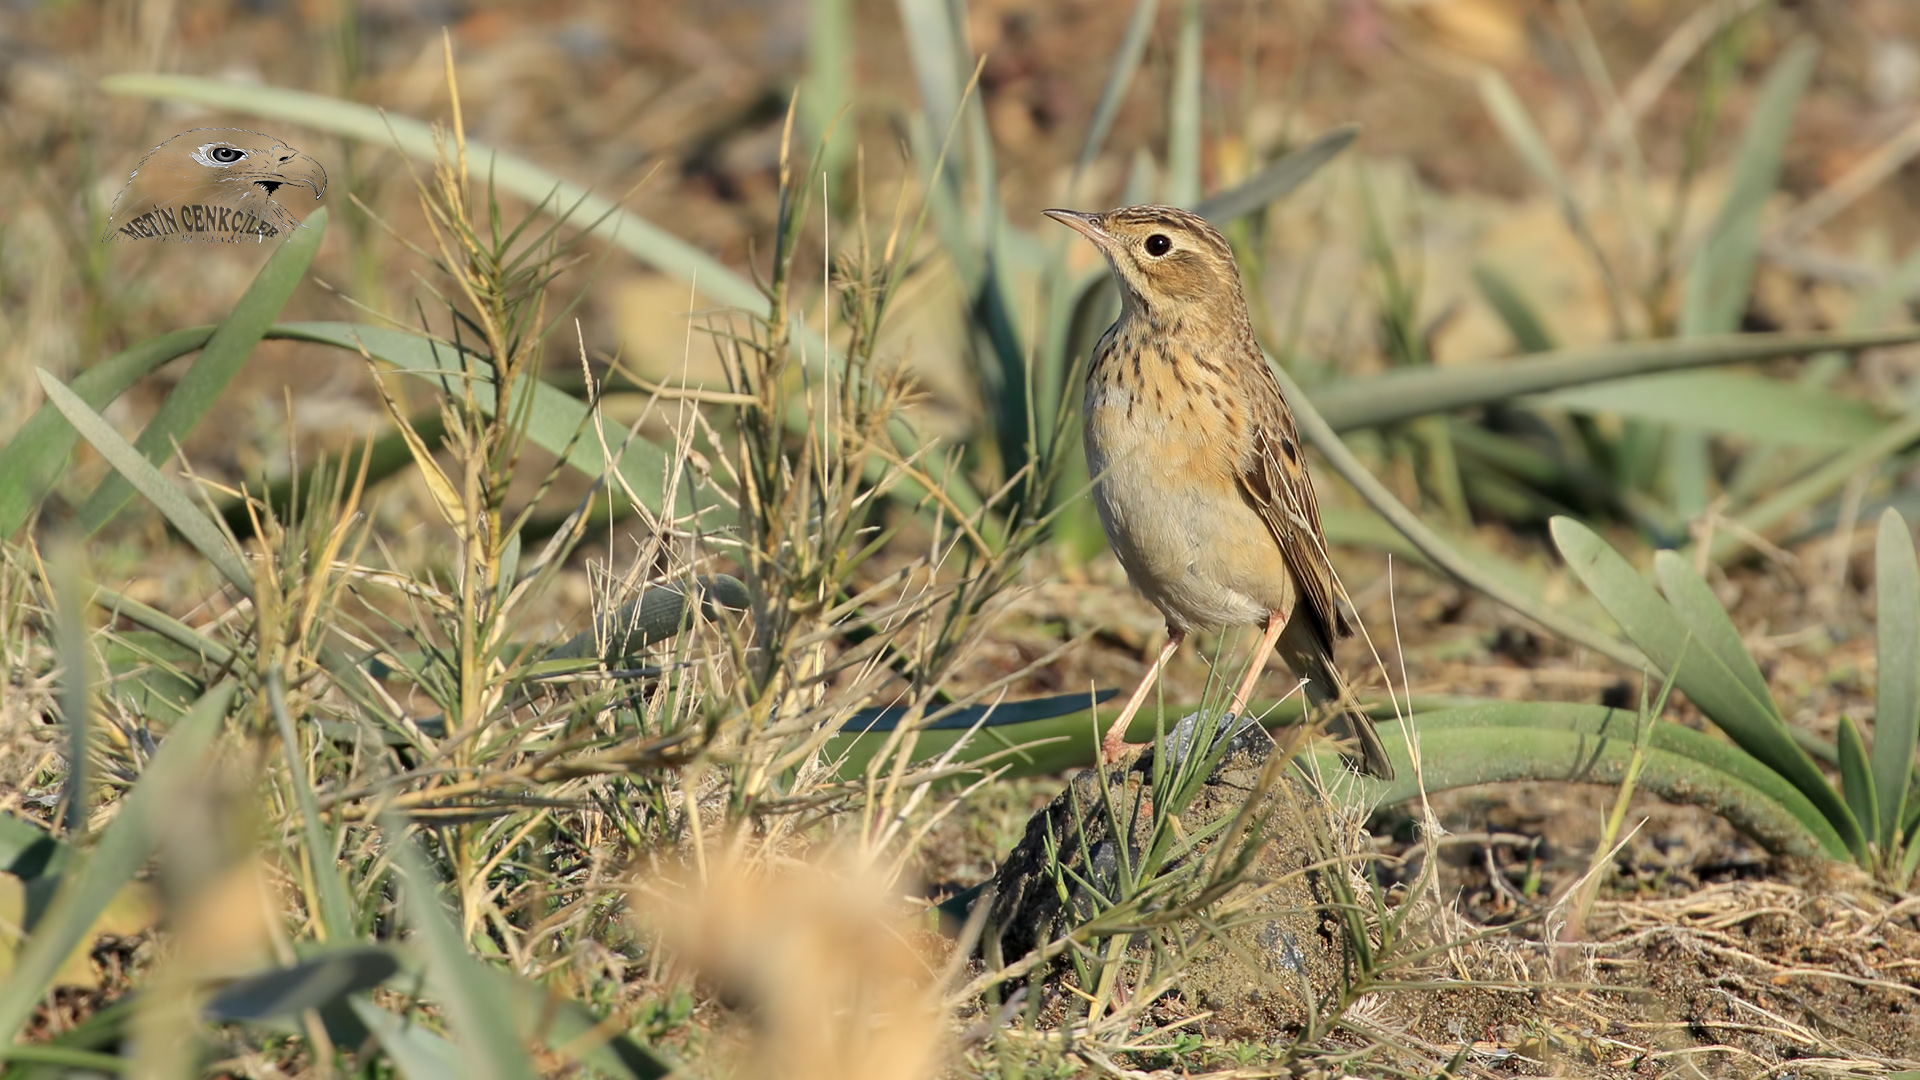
top-left (1230, 611), bottom-right (1288, 718)
top-left (1101, 630), bottom-right (1185, 763)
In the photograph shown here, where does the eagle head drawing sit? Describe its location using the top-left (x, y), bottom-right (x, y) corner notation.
top-left (104, 127), bottom-right (327, 244)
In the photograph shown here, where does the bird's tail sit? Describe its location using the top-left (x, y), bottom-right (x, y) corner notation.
top-left (1279, 621), bottom-right (1394, 780)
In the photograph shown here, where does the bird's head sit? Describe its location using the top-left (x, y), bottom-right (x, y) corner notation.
top-left (1043, 204), bottom-right (1244, 319)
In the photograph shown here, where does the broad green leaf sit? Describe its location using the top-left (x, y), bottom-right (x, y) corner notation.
top-left (36, 370), bottom-right (254, 596)
top-left (1165, 0), bottom-right (1202, 207)
top-left (1874, 507), bottom-right (1920, 849)
top-left (1653, 551), bottom-right (1780, 720)
top-left (1310, 327), bottom-right (1920, 432)
top-left (384, 818), bottom-right (538, 1080)
top-left (0, 681), bottom-right (236, 1044)
top-left (1551, 516), bottom-right (1867, 860)
top-left (1540, 370), bottom-right (1883, 449)
top-left (1837, 715), bottom-right (1880, 848)
top-left (77, 209), bottom-right (325, 533)
top-left (203, 947), bottom-right (399, 1022)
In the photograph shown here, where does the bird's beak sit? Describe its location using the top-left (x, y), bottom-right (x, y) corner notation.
top-left (1043, 208), bottom-right (1107, 246)
top-left (271, 152), bottom-right (329, 200)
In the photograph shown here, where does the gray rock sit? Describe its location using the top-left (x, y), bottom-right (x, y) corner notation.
top-left (976, 727), bottom-right (1350, 1035)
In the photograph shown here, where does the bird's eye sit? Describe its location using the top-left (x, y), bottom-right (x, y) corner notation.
top-left (1143, 233), bottom-right (1173, 257)
top-left (208, 146), bottom-right (246, 164)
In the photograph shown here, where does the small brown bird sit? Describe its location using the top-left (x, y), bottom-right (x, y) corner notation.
top-left (1046, 204), bottom-right (1392, 779)
top-left (104, 128), bottom-right (327, 244)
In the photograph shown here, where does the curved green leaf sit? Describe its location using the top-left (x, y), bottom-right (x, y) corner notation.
top-left (827, 698), bottom-right (1844, 858)
top-left (1310, 327), bottom-right (1920, 432)
top-left (1552, 516), bottom-right (1866, 860)
top-left (1541, 370), bottom-right (1884, 449)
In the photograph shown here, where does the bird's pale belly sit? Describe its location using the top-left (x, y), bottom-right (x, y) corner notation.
top-left (1085, 393), bottom-right (1295, 633)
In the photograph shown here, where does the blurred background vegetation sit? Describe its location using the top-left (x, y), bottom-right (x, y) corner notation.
top-left (6, 0), bottom-right (1920, 1074)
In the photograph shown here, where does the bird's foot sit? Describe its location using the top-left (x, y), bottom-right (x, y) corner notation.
top-left (1099, 730), bottom-right (1142, 766)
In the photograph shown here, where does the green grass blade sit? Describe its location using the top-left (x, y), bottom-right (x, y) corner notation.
top-left (0, 328), bottom-right (214, 537)
top-left (53, 549), bottom-right (89, 838)
top-left (1074, 0), bottom-right (1160, 185)
top-left (1192, 125), bottom-right (1358, 223)
top-left (1709, 406), bottom-right (1920, 563)
top-left (1476, 68), bottom-right (1574, 209)
top-left (1874, 507), bottom-right (1920, 849)
top-left (91, 585), bottom-right (235, 666)
top-left (1836, 714), bottom-right (1880, 849)
top-left (1541, 370), bottom-right (1885, 449)
top-left (1653, 550), bottom-right (1781, 719)
top-left (1165, 0), bottom-right (1202, 207)
top-left (484, 968), bottom-right (674, 1079)
top-left (76, 209), bottom-right (325, 534)
top-left (383, 817), bottom-right (538, 1080)
top-left (268, 672), bottom-right (355, 942)
top-left (1472, 263), bottom-right (1558, 353)
top-left (1680, 39), bottom-right (1818, 338)
top-left (36, 370), bottom-right (254, 596)
top-left (1310, 327), bottom-right (1920, 432)
top-left (1670, 39), bottom-right (1818, 519)
top-left (0, 681), bottom-right (236, 1045)
top-left (896, 0), bottom-right (967, 147)
top-left (349, 998), bottom-right (465, 1080)
top-left (1552, 516), bottom-right (1867, 861)
top-left (802, 0), bottom-right (852, 182)
top-left (100, 75), bottom-right (762, 316)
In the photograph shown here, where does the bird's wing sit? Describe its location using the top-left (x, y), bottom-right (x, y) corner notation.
top-left (1234, 359), bottom-right (1351, 645)
top-left (105, 128), bottom-right (326, 243)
